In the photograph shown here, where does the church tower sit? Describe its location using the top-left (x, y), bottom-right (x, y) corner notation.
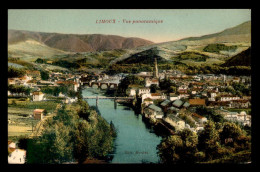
top-left (153, 58), bottom-right (159, 78)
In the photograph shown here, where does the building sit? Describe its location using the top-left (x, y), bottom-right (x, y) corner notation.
top-left (26, 70), bottom-right (41, 79)
top-left (145, 78), bottom-right (159, 87)
top-left (32, 91), bottom-right (44, 101)
top-left (220, 95), bottom-right (240, 102)
top-left (8, 148), bottom-right (26, 164)
top-left (8, 141), bottom-right (16, 149)
top-left (229, 99), bottom-right (251, 108)
top-left (172, 99), bottom-right (184, 109)
top-left (164, 114), bottom-right (185, 131)
top-left (33, 109), bottom-right (45, 120)
top-left (143, 104), bottom-right (164, 119)
top-left (169, 93), bottom-right (179, 101)
top-left (56, 80), bottom-right (80, 92)
top-left (189, 99), bottom-right (206, 106)
top-left (143, 98), bottom-right (154, 107)
top-left (137, 87), bottom-right (151, 96)
top-left (191, 113), bottom-right (207, 124)
top-left (129, 88), bottom-right (136, 96)
top-left (160, 99), bottom-right (172, 112)
top-left (64, 97), bottom-right (78, 104)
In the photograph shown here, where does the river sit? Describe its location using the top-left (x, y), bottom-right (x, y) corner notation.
top-left (82, 87), bottom-right (162, 164)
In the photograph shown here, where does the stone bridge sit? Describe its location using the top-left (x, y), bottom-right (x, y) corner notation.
top-left (82, 81), bottom-right (119, 89)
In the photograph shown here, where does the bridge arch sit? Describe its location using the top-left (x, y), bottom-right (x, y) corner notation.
top-left (91, 83), bottom-right (99, 88)
top-left (100, 83), bottom-right (108, 89)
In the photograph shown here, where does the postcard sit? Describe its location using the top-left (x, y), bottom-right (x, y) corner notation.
top-left (7, 9), bottom-right (251, 164)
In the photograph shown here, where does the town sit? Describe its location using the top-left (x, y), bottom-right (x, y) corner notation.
top-left (7, 9), bottom-right (252, 164)
top-left (8, 57), bottom-right (251, 164)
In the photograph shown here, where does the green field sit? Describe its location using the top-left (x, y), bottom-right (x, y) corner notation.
top-left (8, 98), bottom-right (61, 113)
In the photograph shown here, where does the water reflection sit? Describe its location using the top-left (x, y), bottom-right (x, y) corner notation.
top-left (82, 88), bottom-right (162, 164)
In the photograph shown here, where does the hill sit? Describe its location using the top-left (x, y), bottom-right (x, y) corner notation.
top-left (113, 21), bottom-right (251, 66)
top-left (180, 21), bottom-right (251, 43)
top-left (116, 47), bottom-right (167, 65)
top-left (8, 30), bottom-right (154, 53)
top-left (222, 47), bottom-right (251, 67)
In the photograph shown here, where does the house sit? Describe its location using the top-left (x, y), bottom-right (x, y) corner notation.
top-left (167, 107), bottom-right (179, 114)
top-left (33, 109), bottom-right (45, 120)
top-left (233, 77), bottom-right (240, 83)
top-left (143, 98), bottom-right (154, 107)
top-left (189, 99), bottom-right (206, 106)
top-left (164, 114), bottom-right (185, 131)
top-left (145, 78), bottom-right (159, 87)
top-left (8, 78), bottom-right (16, 85)
top-left (191, 113), bottom-right (207, 124)
top-left (56, 80), bottom-right (80, 92)
top-left (172, 99), bottom-right (184, 109)
top-left (220, 95), bottom-right (240, 102)
top-left (178, 85), bottom-right (188, 91)
top-left (178, 93), bottom-right (190, 99)
top-left (160, 99), bottom-right (172, 112)
top-left (8, 148), bottom-right (26, 164)
top-left (137, 87), bottom-right (150, 96)
top-left (32, 91), bottom-right (44, 101)
top-left (58, 92), bottom-right (66, 97)
top-left (150, 93), bottom-right (167, 100)
top-left (208, 101), bottom-right (230, 107)
top-left (143, 104), bottom-right (164, 119)
top-left (230, 99), bottom-right (251, 108)
top-left (8, 141), bottom-right (16, 149)
top-left (129, 88), bottom-right (136, 96)
top-left (26, 79), bottom-right (38, 87)
top-left (64, 97), bottom-right (78, 104)
top-left (182, 102), bottom-right (190, 109)
top-left (169, 93), bottom-right (179, 101)
top-left (26, 70), bottom-right (41, 79)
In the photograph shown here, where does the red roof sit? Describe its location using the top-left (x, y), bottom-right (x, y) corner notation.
top-left (189, 99), bottom-right (206, 106)
top-left (151, 93), bottom-right (161, 96)
top-left (151, 79), bottom-right (159, 82)
top-left (192, 113), bottom-right (204, 119)
top-left (34, 109), bottom-right (45, 113)
top-left (33, 92), bottom-right (43, 95)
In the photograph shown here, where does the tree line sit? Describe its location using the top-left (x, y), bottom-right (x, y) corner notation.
top-left (24, 96), bottom-right (117, 164)
top-left (157, 120), bottom-right (251, 164)
top-left (8, 84), bottom-right (31, 96)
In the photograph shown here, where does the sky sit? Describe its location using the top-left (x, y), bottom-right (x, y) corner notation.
top-left (8, 9), bottom-right (251, 43)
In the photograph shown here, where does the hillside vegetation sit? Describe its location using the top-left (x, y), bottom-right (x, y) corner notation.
top-left (222, 47), bottom-right (251, 67)
top-left (203, 44), bottom-right (238, 53)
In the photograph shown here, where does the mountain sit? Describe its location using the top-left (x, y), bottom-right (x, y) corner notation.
top-left (114, 21), bottom-right (251, 66)
top-left (179, 21), bottom-right (251, 44)
top-left (222, 47), bottom-right (251, 67)
top-left (8, 30), bottom-right (154, 53)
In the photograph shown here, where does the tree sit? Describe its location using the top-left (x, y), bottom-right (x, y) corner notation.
top-left (168, 86), bottom-right (176, 93)
top-left (35, 58), bottom-right (47, 64)
top-left (219, 122), bottom-right (245, 146)
top-left (197, 120), bottom-right (221, 160)
top-left (157, 129), bottom-right (199, 164)
top-left (40, 70), bottom-right (50, 80)
top-left (150, 84), bottom-right (159, 93)
top-left (8, 66), bottom-right (25, 78)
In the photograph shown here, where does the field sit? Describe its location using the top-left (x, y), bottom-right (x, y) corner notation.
top-left (8, 98), bottom-right (61, 140)
top-left (8, 107), bottom-right (38, 139)
top-left (8, 98), bottom-right (61, 113)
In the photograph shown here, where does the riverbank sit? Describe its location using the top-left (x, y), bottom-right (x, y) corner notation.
top-left (103, 87), bottom-right (174, 137)
top-left (82, 87), bottom-right (162, 163)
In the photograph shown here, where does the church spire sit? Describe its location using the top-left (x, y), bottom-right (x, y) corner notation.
top-left (153, 58), bottom-right (159, 78)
